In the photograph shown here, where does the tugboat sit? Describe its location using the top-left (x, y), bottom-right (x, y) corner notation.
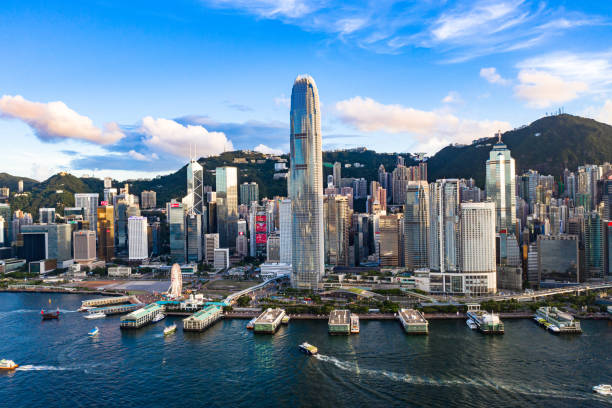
top-left (88, 327), bottom-right (99, 337)
top-left (0, 359), bottom-right (19, 370)
top-left (593, 384), bottom-right (612, 396)
top-left (41, 307), bottom-right (60, 320)
top-left (298, 342), bottom-right (318, 355)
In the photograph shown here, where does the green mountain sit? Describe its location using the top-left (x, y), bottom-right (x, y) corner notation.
top-left (427, 114), bottom-right (612, 186)
top-left (4, 114), bottom-right (612, 217)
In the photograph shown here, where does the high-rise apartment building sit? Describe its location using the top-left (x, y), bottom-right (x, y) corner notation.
top-left (289, 75), bottom-right (324, 289)
top-left (97, 205), bottom-right (114, 262)
top-left (216, 166), bottom-right (238, 248)
top-left (239, 182), bottom-right (259, 205)
top-left (429, 179), bottom-right (460, 273)
top-left (140, 190), bottom-right (157, 209)
top-left (74, 193), bottom-right (99, 232)
top-left (485, 132), bottom-right (517, 234)
top-left (404, 181), bottom-right (429, 270)
top-left (128, 216), bottom-right (148, 260)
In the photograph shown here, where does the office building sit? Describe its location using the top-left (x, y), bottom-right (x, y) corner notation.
top-left (21, 223), bottom-right (71, 263)
top-left (185, 213), bottom-right (202, 262)
top-left (216, 166), bottom-right (238, 248)
top-left (97, 205), bottom-right (115, 262)
top-left (168, 200), bottom-right (186, 263)
top-left (585, 211), bottom-right (605, 281)
top-left (0, 204), bottom-right (11, 246)
top-left (214, 248), bottom-right (230, 270)
top-left (289, 75), bottom-right (325, 289)
top-left (267, 232), bottom-right (281, 262)
top-left (429, 179), bottom-right (460, 273)
top-left (186, 159), bottom-right (204, 215)
top-left (240, 182), bottom-right (259, 205)
top-left (537, 235), bottom-right (579, 284)
top-left (486, 132), bottom-right (517, 234)
top-left (404, 181), bottom-right (429, 270)
top-left (128, 216), bottom-right (148, 260)
top-left (74, 193), bottom-right (99, 232)
top-left (379, 214), bottom-right (402, 267)
top-left (73, 230), bottom-right (96, 263)
top-left (279, 199), bottom-right (292, 265)
top-left (323, 195), bottom-right (350, 266)
top-left (141, 190), bottom-right (157, 209)
top-left (204, 233), bottom-right (219, 263)
top-left (39, 208), bottom-right (56, 224)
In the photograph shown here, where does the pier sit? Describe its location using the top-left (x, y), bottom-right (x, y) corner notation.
top-left (328, 310), bottom-right (351, 335)
top-left (120, 303), bottom-right (163, 329)
top-left (183, 305), bottom-right (223, 332)
top-left (89, 303), bottom-right (145, 315)
top-left (253, 308), bottom-right (286, 334)
top-left (398, 309), bottom-right (429, 334)
top-left (82, 295), bottom-right (138, 308)
top-left (534, 307), bottom-right (582, 334)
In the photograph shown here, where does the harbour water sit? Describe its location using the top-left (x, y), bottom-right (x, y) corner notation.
top-left (1, 293), bottom-right (611, 407)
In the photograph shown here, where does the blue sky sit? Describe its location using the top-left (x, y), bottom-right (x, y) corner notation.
top-left (1, 0), bottom-right (611, 181)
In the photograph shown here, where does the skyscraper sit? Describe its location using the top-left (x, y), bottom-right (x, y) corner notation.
top-left (186, 159), bottom-right (204, 215)
top-left (140, 190), bottom-right (157, 209)
top-left (279, 199), bottom-right (292, 264)
top-left (74, 193), bottom-right (99, 232)
top-left (128, 216), bottom-right (148, 260)
top-left (216, 166), bottom-right (238, 248)
top-left (169, 200), bottom-right (186, 263)
top-left (404, 181), bottom-right (429, 270)
top-left (485, 132), bottom-right (517, 234)
top-left (333, 162), bottom-right (341, 188)
top-left (289, 75), bottom-right (324, 289)
top-left (239, 182), bottom-right (259, 205)
top-left (429, 179), bottom-right (460, 273)
top-left (323, 195), bottom-right (350, 266)
top-left (97, 205), bottom-right (114, 262)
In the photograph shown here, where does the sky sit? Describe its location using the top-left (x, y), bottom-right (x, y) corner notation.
top-left (1, 0), bottom-right (612, 181)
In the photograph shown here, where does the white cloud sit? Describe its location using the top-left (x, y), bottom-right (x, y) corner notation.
top-left (274, 94), bottom-right (290, 107)
top-left (128, 150), bottom-right (159, 161)
top-left (140, 116), bottom-right (233, 158)
top-left (431, 2), bottom-right (519, 41)
top-left (335, 96), bottom-right (510, 153)
top-left (480, 67), bottom-right (510, 85)
top-left (254, 143), bottom-right (284, 155)
top-left (442, 91), bottom-right (461, 104)
top-left (0, 94), bottom-right (124, 144)
top-left (206, 0), bottom-right (321, 18)
top-left (584, 99), bottom-right (612, 126)
top-left (514, 69), bottom-right (588, 108)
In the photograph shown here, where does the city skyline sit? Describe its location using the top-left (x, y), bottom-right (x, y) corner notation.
top-left (1, 1), bottom-right (612, 181)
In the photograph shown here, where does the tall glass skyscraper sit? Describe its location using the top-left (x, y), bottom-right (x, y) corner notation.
top-left (485, 133), bottom-right (516, 234)
top-left (289, 75), bottom-right (324, 289)
top-left (216, 166), bottom-right (238, 248)
top-left (404, 181), bottom-right (429, 270)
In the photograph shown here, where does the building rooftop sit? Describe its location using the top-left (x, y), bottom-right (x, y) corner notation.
top-left (185, 305), bottom-right (221, 321)
top-left (329, 309), bottom-right (350, 325)
top-left (121, 302), bottom-right (162, 321)
top-left (399, 309), bottom-right (426, 323)
top-left (255, 308), bottom-right (285, 323)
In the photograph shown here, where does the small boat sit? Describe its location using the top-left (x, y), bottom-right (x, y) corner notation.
top-left (246, 318), bottom-right (256, 330)
top-left (85, 312), bottom-right (106, 319)
top-left (466, 319), bottom-right (477, 330)
top-left (0, 359), bottom-right (18, 370)
top-left (88, 327), bottom-right (99, 337)
top-left (41, 308), bottom-right (60, 320)
top-left (548, 325), bottom-right (560, 333)
top-left (350, 314), bottom-right (360, 334)
top-left (281, 315), bottom-right (290, 325)
top-left (163, 324), bottom-right (177, 336)
top-left (152, 313), bottom-right (165, 323)
top-left (593, 384), bottom-right (612, 396)
top-left (298, 342), bottom-right (318, 355)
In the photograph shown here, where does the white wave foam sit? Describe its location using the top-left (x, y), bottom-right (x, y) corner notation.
top-left (17, 365), bottom-right (70, 371)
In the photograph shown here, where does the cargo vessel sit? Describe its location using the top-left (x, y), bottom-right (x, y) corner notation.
top-left (398, 309), bottom-right (428, 334)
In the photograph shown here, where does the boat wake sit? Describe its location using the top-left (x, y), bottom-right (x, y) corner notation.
top-left (17, 365), bottom-right (72, 371)
top-left (313, 354), bottom-right (593, 401)
top-left (0, 309), bottom-right (40, 318)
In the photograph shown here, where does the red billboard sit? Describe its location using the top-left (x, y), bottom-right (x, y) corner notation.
top-left (256, 222), bottom-right (266, 232)
top-left (256, 233), bottom-right (267, 244)
top-left (256, 215), bottom-right (266, 222)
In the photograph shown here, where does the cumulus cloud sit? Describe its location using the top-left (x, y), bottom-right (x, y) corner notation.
top-left (0, 95), bottom-right (124, 144)
top-left (335, 96), bottom-right (510, 153)
top-left (480, 67), bottom-right (510, 85)
top-left (253, 144), bottom-right (284, 155)
top-left (583, 100), bottom-right (612, 126)
top-left (442, 91), bottom-right (462, 104)
top-left (140, 116), bottom-right (233, 159)
top-left (274, 94), bottom-right (291, 107)
top-left (128, 150), bottom-right (159, 161)
top-left (514, 69), bottom-right (587, 108)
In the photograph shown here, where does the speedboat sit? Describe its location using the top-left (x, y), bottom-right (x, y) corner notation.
top-left (298, 342), bottom-right (318, 355)
top-left (593, 384), bottom-right (612, 396)
top-left (152, 313), bottom-right (165, 323)
top-left (0, 359), bottom-right (18, 370)
top-left (88, 327), bottom-right (99, 337)
top-left (466, 319), bottom-right (477, 330)
top-left (246, 318), bottom-right (256, 330)
top-left (163, 324), bottom-right (177, 336)
top-left (85, 312), bottom-right (106, 319)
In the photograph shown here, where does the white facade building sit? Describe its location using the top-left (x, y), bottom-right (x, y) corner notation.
top-left (128, 216), bottom-right (148, 260)
top-left (213, 248), bottom-right (230, 271)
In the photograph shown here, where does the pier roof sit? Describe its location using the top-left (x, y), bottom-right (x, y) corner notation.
top-left (329, 310), bottom-right (350, 325)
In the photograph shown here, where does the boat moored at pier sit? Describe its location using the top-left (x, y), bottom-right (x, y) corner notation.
top-left (534, 307), bottom-right (581, 334)
top-left (466, 305), bottom-right (504, 334)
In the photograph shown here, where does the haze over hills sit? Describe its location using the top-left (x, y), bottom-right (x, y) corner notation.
top-left (3, 114), bottom-right (612, 217)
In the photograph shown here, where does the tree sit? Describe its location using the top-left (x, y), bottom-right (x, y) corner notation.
top-left (236, 295), bottom-right (251, 307)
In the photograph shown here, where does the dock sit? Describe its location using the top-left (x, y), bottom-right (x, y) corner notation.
top-left (534, 307), bottom-right (582, 334)
top-left (88, 303), bottom-right (145, 315)
top-left (253, 308), bottom-right (286, 334)
top-left (81, 295), bottom-right (138, 308)
top-left (120, 303), bottom-right (164, 329)
top-left (328, 310), bottom-right (351, 335)
top-left (183, 305), bottom-right (223, 332)
top-left (466, 304), bottom-right (504, 334)
top-left (398, 309), bottom-right (429, 334)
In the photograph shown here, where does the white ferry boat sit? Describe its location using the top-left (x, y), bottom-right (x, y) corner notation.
top-left (593, 384), bottom-right (612, 396)
top-left (152, 313), bottom-right (166, 323)
top-left (0, 359), bottom-right (19, 370)
top-left (466, 319), bottom-right (477, 330)
top-left (85, 312), bottom-right (106, 319)
top-left (466, 304), bottom-right (504, 334)
top-left (534, 307), bottom-right (581, 334)
top-left (163, 324), bottom-right (177, 336)
top-left (298, 342), bottom-right (318, 355)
